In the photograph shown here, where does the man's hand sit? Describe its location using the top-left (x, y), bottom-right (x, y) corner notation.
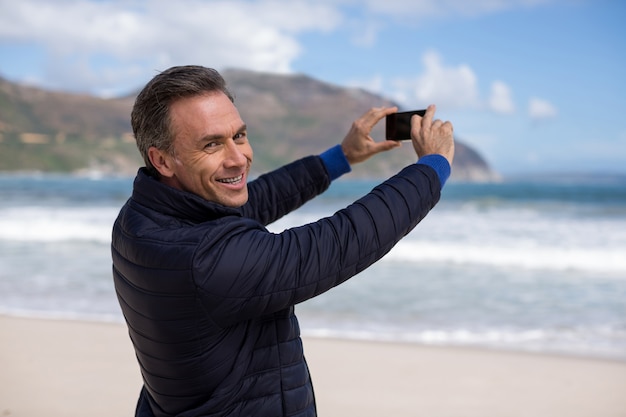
top-left (410, 104), bottom-right (455, 165)
top-left (341, 106), bottom-right (402, 165)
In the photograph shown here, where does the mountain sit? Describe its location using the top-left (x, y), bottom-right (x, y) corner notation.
top-left (0, 70), bottom-right (498, 181)
top-left (0, 75), bottom-right (137, 173)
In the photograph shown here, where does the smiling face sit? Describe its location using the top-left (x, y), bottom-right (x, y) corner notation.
top-left (148, 91), bottom-right (253, 207)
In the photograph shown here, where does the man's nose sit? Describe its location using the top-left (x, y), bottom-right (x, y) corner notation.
top-left (223, 140), bottom-right (247, 167)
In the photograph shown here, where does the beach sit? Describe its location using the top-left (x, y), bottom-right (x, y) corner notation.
top-left (1, 315), bottom-right (625, 417)
top-left (2, 175), bottom-right (626, 416)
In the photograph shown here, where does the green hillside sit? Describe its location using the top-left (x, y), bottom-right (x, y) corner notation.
top-left (0, 70), bottom-right (498, 180)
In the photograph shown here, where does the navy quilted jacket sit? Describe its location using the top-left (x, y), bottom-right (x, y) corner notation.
top-left (112, 155), bottom-right (441, 417)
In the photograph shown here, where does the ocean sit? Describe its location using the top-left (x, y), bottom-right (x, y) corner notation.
top-left (1, 172), bottom-right (625, 361)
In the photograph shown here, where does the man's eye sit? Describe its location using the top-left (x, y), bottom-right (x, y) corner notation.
top-left (234, 132), bottom-right (247, 141)
top-left (205, 141), bottom-right (219, 149)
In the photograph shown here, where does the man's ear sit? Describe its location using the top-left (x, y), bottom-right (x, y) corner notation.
top-left (148, 146), bottom-right (176, 178)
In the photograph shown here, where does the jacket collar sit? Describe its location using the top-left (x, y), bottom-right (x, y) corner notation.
top-left (131, 168), bottom-right (243, 223)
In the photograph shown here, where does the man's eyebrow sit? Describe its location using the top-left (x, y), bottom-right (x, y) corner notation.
top-left (201, 124), bottom-right (247, 141)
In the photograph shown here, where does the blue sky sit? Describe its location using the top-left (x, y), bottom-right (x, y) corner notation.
top-left (0, 0), bottom-right (624, 175)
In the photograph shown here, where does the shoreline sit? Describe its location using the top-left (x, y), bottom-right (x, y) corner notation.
top-left (2, 315), bottom-right (626, 417)
top-left (2, 309), bottom-right (625, 364)
top-left (2, 309), bottom-right (626, 363)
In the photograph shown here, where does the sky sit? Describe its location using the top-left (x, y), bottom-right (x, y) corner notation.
top-left (0, 0), bottom-right (625, 176)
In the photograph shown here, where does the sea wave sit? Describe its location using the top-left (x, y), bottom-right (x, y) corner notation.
top-left (0, 206), bottom-right (118, 243)
top-left (1, 306), bottom-right (623, 361)
top-left (301, 323), bottom-right (626, 361)
top-left (0, 306), bottom-right (124, 324)
top-left (384, 240), bottom-right (626, 275)
top-left (3, 204), bottom-right (625, 276)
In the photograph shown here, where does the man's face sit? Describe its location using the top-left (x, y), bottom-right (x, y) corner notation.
top-left (157, 91), bottom-right (253, 207)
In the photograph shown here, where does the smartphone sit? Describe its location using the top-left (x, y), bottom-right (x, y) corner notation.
top-left (385, 110), bottom-right (426, 141)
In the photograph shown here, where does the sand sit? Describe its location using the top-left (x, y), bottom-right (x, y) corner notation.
top-left (1, 315), bottom-right (625, 417)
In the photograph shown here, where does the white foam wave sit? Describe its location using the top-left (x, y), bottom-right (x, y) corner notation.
top-left (0, 307), bottom-right (124, 324)
top-left (385, 240), bottom-right (626, 275)
top-left (0, 206), bottom-right (118, 243)
top-left (3, 204), bottom-right (625, 275)
top-left (302, 326), bottom-right (626, 361)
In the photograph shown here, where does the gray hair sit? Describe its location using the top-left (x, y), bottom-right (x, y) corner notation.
top-left (131, 65), bottom-right (234, 177)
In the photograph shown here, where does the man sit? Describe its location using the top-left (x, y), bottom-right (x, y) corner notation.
top-left (112, 65), bottom-right (454, 417)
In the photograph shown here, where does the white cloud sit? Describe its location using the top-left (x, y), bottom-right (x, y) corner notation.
top-left (390, 51), bottom-right (480, 109)
top-left (488, 80), bottom-right (515, 114)
top-left (356, 0), bottom-right (556, 21)
top-left (0, 0), bottom-right (342, 95)
top-left (0, 0), bottom-right (559, 97)
top-left (356, 52), bottom-right (520, 115)
top-left (349, 20), bottom-right (382, 47)
top-left (528, 97), bottom-right (558, 120)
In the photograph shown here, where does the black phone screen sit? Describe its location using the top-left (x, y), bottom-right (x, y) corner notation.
top-left (385, 110), bottom-right (426, 141)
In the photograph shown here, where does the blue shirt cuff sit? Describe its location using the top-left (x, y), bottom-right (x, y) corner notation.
top-left (417, 154), bottom-right (451, 189)
top-left (319, 144), bottom-right (351, 180)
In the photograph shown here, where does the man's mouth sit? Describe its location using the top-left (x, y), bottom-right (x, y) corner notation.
top-left (217, 174), bottom-right (244, 185)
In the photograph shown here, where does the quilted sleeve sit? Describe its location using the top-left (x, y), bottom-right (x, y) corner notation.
top-left (241, 156), bottom-right (331, 226)
top-left (194, 163), bottom-right (441, 327)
